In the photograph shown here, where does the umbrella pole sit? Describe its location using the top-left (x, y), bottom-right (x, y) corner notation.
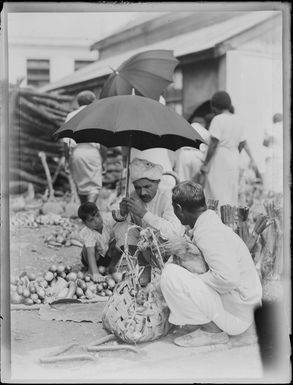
top-left (125, 134), bottom-right (132, 198)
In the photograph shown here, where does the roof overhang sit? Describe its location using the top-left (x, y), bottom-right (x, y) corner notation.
top-left (39, 11), bottom-right (281, 93)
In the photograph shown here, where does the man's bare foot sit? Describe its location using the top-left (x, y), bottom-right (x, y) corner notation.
top-left (182, 324), bottom-right (201, 333)
top-left (174, 329), bottom-right (229, 347)
top-left (200, 321), bottom-right (223, 333)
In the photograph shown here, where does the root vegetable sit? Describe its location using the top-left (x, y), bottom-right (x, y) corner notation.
top-left (96, 284), bottom-right (103, 292)
top-left (66, 282), bottom-right (77, 298)
top-left (87, 284), bottom-right (96, 293)
top-left (30, 293), bottom-right (39, 303)
top-left (105, 289), bottom-right (113, 296)
top-left (67, 272), bottom-right (77, 282)
top-left (57, 265), bottom-right (65, 274)
top-left (16, 286), bottom-right (23, 295)
top-left (37, 288), bottom-right (46, 299)
top-left (44, 271), bottom-right (54, 282)
top-left (22, 288), bottom-right (30, 298)
top-left (11, 292), bottom-right (23, 304)
top-left (77, 271), bottom-right (84, 280)
top-left (112, 272), bottom-right (123, 283)
top-left (27, 272), bottom-right (36, 281)
top-left (98, 266), bottom-right (106, 275)
top-left (39, 279), bottom-right (49, 288)
top-left (24, 298), bottom-right (34, 306)
top-left (75, 287), bottom-right (84, 297)
top-left (49, 264), bottom-right (57, 273)
top-left (56, 235), bottom-right (65, 244)
top-left (81, 282), bottom-right (87, 291)
top-left (85, 289), bottom-right (94, 299)
top-left (106, 278), bottom-right (116, 289)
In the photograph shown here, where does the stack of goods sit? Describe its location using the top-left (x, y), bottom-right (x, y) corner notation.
top-left (10, 87), bottom-right (73, 193)
top-left (9, 86), bottom-right (126, 195)
top-left (254, 200), bottom-right (284, 301)
top-left (220, 204), bottom-right (237, 230)
top-left (220, 200), bottom-right (283, 301)
top-left (102, 226), bottom-right (172, 344)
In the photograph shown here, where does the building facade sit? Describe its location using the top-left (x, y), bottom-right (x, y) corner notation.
top-left (39, 11), bottom-right (284, 169)
top-left (8, 36), bottom-right (98, 88)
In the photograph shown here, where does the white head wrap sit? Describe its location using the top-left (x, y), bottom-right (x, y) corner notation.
top-left (130, 158), bottom-right (163, 182)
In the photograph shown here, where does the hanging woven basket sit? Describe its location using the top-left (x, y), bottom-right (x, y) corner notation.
top-left (102, 225), bottom-right (172, 344)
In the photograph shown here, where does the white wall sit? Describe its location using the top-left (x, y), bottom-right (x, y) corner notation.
top-left (8, 40), bottom-right (98, 85)
top-left (226, 50), bottom-right (283, 172)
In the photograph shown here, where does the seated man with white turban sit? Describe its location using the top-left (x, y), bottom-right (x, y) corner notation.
top-left (112, 157), bottom-right (185, 284)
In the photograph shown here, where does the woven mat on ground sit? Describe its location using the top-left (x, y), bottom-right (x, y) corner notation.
top-left (38, 301), bottom-right (106, 323)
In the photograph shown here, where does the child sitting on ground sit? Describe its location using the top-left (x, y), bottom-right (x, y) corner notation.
top-left (78, 202), bottom-right (120, 282)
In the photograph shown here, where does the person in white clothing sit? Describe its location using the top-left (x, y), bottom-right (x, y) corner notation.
top-left (175, 117), bottom-right (211, 184)
top-left (200, 91), bottom-right (260, 207)
top-left (160, 181), bottom-right (262, 347)
top-left (113, 157), bottom-right (185, 284)
top-left (129, 95), bottom-right (177, 191)
top-left (262, 113), bottom-right (283, 194)
top-left (63, 90), bottom-right (107, 203)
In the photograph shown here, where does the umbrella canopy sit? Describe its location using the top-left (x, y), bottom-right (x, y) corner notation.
top-left (54, 95), bottom-right (205, 150)
top-left (54, 95), bottom-right (206, 196)
top-left (100, 50), bottom-right (179, 100)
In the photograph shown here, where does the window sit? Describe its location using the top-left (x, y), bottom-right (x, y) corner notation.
top-left (27, 59), bottom-right (50, 88)
top-left (74, 60), bottom-right (95, 71)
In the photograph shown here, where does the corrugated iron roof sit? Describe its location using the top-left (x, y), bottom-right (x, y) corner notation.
top-left (39, 11), bottom-right (279, 93)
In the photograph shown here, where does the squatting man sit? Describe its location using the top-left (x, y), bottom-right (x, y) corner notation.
top-left (160, 181), bottom-right (262, 347)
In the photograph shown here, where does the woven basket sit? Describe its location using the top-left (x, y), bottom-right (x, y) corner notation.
top-left (102, 273), bottom-right (171, 343)
top-left (102, 226), bottom-right (172, 344)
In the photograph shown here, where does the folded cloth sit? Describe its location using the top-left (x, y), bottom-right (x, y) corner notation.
top-left (174, 329), bottom-right (229, 347)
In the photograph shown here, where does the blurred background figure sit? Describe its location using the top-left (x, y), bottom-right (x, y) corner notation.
top-left (130, 95), bottom-right (177, 191)
top-left (200, 91), bottom-right (260, 207)
top-left (262, 113), bottom-right (283, 194)
top-left (63, 90), bottom-right (108, 203)
top-left (175, 116), bottom-right (210, 184)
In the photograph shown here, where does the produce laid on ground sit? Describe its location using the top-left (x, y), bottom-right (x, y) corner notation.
top-left (10, 211), bottom-right (84, 248)
top-left (10, 264), bottom-right (123, 306)
top-left (10, 211), bottom-right (73, 228)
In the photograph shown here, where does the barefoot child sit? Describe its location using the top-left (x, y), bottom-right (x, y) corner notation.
top-left (77, 202), bottom-right (120, 282)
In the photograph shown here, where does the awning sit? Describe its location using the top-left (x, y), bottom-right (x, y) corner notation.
top-left (39, 11), bottom-right (279, 93)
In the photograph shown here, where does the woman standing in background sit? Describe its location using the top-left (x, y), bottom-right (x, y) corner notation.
top-left (200, 91), bottom-right (260, 208)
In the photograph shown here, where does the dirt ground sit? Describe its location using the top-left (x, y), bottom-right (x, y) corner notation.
top-left (4, 210), bottom-right (291, 383)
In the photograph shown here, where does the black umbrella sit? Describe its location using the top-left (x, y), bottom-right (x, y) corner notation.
top-left (54, 95), bottom-right (205, 196)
